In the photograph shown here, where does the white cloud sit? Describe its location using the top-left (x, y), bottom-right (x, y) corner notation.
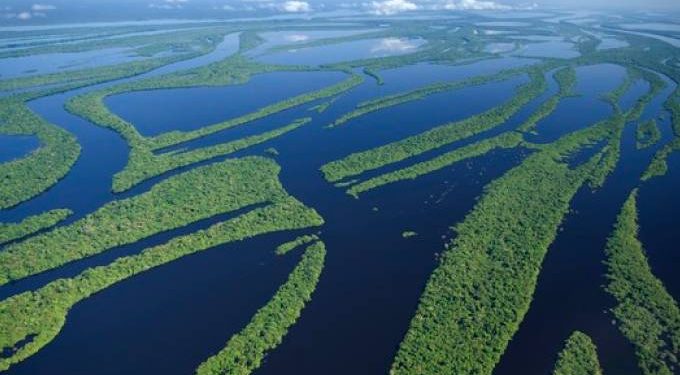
top-left (355, 0), bottom-right (519, 14)
top-left (368, 0), bottom-right (418, 15)
top-left (279, 1), bottom-right (311, 12)
top-left (371, 37), bottom-right (418, 52)
top-left (31, 4), bottom-right (56, 11)
top-left (285, 34), bottom-right (310, 42)
top-left (440, 0), bottom-right (511, 10)
top-left (3, 3), bottom-right (56, 20)
top-left (149, 0), bottom-right (188, 9)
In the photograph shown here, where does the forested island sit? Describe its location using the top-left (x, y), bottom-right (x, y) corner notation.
top-left (0, 3), bottom-right (679, 375)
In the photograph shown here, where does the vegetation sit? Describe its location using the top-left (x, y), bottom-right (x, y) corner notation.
top-left (0, 179), bottom-right (323, 372)
top-left (0, 25), bottom-right (228, 60)
top-left (363, 68), bottom-right (384, 85)
top-left (603, 66), bottom-right (638, 109)
top-left (196, 241), bottom-right (325, 375)
top-left (0, 28), bottom-right (228, 93)
top-left (2, 15), bottom-right (680, 374)
top-left (238, 31), bottom-right (265, 53)
top-left (516, 66), bottom-right (577, 133)
top-left (347, 132), bottom-right (522, 196)
top-left (0, 157), bottom-right (291, 286)
top-left (552, 331), bottom-right (603, 375)
top-left (586, 114), bottom-right (625, 189)
top-left (642, 94), bottom-right (679, 180)
top-left (275, 234), bottom-right (319, 256)
top-left (67, 72), bottom-right (363, 192)
top-left (322, 69), bottom-right (547, 183)
top-left (624, 70), bottom-right (666, 123)
top-left (390, 113), bottom-right (622, 374)
top-left (309, 99), bottom-right (335, 114)
top-left (0, 209), bottom-right (72, 246)
top-left (329, 65), bottom-right (535, 128)
top-left (96, 55), bottom-right (287, 98)
top-left (0, 97), bottom-right (80, 209)
top-left (642, 139), bottom-right (679, 180)
top-left (0, 28), bottom-right (237, 210)
top-left (636, 119), bottom-right (662, 149)
top-left (148, 74), bottom-right (362, 150)
top-left (335, 67), bottom-right (578, 197)
top-left (605, 191), bottom-right (680, 375)
top-left (112, 117), bottom-right (311, 192)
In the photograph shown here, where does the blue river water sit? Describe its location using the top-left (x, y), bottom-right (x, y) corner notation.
top-left (0, 29), bottom-right (676, 375)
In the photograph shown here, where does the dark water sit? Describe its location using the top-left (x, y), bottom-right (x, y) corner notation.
top-left (635, 87), bottom-right (680, 303)
top-left (0, 33), bottom-right (240, 225)
top-left (0, 135), bottom-right (38, 163)
top-left (620, 78), bottom-right (650, 113)
top-left (494, 70), bottom-right (676, 375)
top-left (2, 55), bottom-right (534, 375)
top-left (527, 64), bottom-right (625, 144)
top-left (638, 152), bottom-right (680, 302)
top-left (1, 38), bottom-right (678, 375)
top-left (105, 71), bottom-right (345, 136)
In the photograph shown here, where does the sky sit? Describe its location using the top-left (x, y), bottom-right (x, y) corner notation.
top-left (0, 0), bottom-right (678, 24)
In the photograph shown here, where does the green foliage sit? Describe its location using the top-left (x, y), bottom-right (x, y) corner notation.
top-left (0, 157), bottom-right (290, 286)
top-left (603, 67), bottom-right (639, 110)
top-left (308, 99), bottom-right (335, 114)
top-left (624, 70), bottom-right (667, 123)
top-left (0, 209), bottom-right (72, 245)
top-left (0, 56), bottom-right (240, 219)
top-left (605, 191), bottom-right (680, 375)
top-left (0, 57), bottom-right (176, 92)
top-left (0, 186), bottom-right (323, 372)
top-left (0, 29), bottom-right (240, 211)
top-left (363, 68), bottom-right (384, 85)
top-left (390, 113), bottom-right (621, 375)
top-left (0, 98), bottom-right (80, 209)
top-left (330, 65), bottom-right (536, 128)
top-left (112, 118), bottom-right (310, 192)
top-left (517, 66), bottom-right (576, 133)
top-left (322, 69), bottom-right (548, 183)
top-left (642, 95), bottom-right (680, 180)
top-left (107, 55), bottom-right (288, 96)
top-left (642, 140), bottom-right (678, 180)
top-left (586, 114), bottom-right (626, 189)
top-left (67, 71), bottom-right (363, 192)
top-left (336, 66), bottom-right (579, 196)
top-left (347, 132), bottom-right (523, 196)
top-left (196, 241), bottom-right (325, 375)
top-left (2, 18), bottom-right (680, 375)
top-left (0, 29), bottom-right (228, 93)
top-left (637, 119), bottom-right (662, 149)
top-left (238, 31), bottom-right (265, 53)
top-left (276, 234), bottom-right (319, 255)
top-left (552, 331), bottom-right (603, 375)
top-left (148, 74), bottom-right (360, 150)
top-left (0, 26), bottom-right (228, 59)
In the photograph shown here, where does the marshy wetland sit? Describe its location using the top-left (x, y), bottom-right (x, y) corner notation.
top-left (0, 7), bottom-right (680, 375)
